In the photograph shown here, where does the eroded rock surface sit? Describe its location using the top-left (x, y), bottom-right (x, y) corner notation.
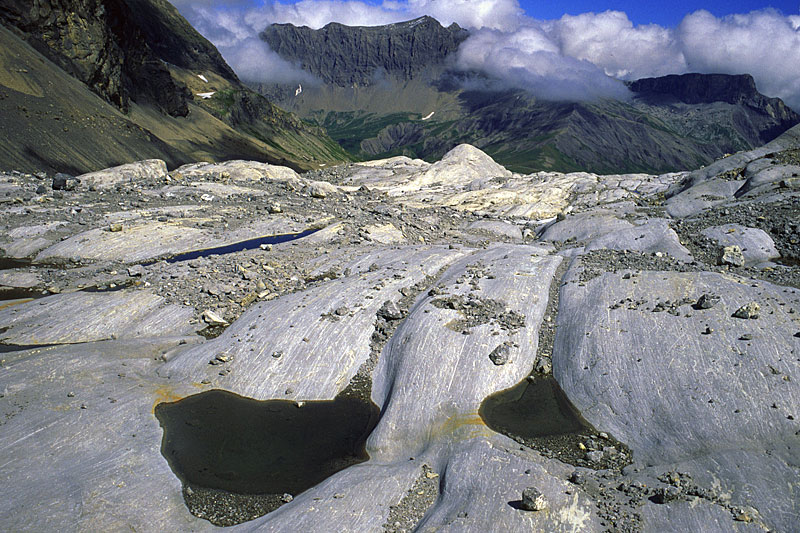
top-left (1, 137), bottom-right (799, 532)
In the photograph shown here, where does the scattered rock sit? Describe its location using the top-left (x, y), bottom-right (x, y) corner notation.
top-left (52, 173), bottom-right (78, 191)
top-left (694, 293), bottom-right (719, 310)
top-left (520, 487), bottom-right (548, 511)
top-left (719, 245), bottom-right (745, 267)
top-left (651, 486), bottom-right (681, 504)
top-left (488, 342), bottom-right (513, 366)
top-left (732, 302), bottom-right (760, 319)
top-left (378, 300), bottom-right (404, 320)
top-left (202, 309), bottom-right (229, 326)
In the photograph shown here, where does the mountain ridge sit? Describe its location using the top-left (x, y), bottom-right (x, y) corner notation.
top-left (257, 17), bottom-right (799, 174)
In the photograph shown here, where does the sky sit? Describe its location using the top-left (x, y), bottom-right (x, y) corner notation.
top-left (169, 0), bottom-right (800, 107)
top-left (519, 0), bottom-right (799, 26)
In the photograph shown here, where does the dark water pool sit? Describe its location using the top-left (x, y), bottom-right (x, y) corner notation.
top-left (155, 389), bottom-right (379, 524)
top-left (163, 228), bottom-right (319, 263)
top-left (0, 258), bottom-right (30, 270)
top-left (480, 376), bottom-right (590, 439)
top-left (480, 376), bottom-right (632, 470)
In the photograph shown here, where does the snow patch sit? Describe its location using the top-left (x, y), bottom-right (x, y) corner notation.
top-left (421, 111), bottom-right (435, 121)
top-left (197, 92), bottom-right (216, 99)
top-left (295, 84), bottom-right (303, 96)
top-left (197, 74), bottom-right (208, 83)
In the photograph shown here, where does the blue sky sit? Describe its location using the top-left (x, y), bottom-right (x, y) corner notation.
top-left (520, 0), bottom-right (799, 26)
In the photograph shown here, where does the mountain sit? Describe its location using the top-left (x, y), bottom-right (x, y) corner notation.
top-left (0, 0), bottom-right (350, 174)
top-left (255, 18), bottom-right (799, 174)
top-left (262, 16), bottom-right (468, 86)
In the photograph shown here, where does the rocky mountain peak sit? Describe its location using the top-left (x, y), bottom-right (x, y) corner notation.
top-left (631, 73), bottom-right (768, 106)
top-left (261, 16), bottom-right (469, 86)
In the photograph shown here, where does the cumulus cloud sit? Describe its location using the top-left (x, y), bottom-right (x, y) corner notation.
top-left (171, 1), bottom-right (800, 107)
top-left (455, 27), bottom-right (631, 101)
top-left (678, 9), bottom-right (800, 108)
top-left (543, 11), bottom-right (686, 80)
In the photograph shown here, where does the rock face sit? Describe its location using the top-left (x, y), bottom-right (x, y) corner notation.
top-left (0, 135), bottom-right (799, 532)
top-left (0, 0), bottom-right (190, 116)
top-left (630, 73), bottom-right (795, 112)
top-left (262, 16), bottom-right (468, 86)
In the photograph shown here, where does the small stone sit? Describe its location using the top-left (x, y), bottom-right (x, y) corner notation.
top-left (585, 450), bottom-right (604, 462)
top-left (739, 334), bottom-right (753, 341)
top-left (535, 357), bottom-right (552, 374)
top-left (652, 486), bottom-right (681, 504)
top-left (260, 244), bottom-right (273, 251)
top-left (35, 184), bottom-right (47, 194)
top-left (108, 223), bottom-right (123, 232)
top-left (569, 471), bottom-right (586, 485)
top-left (215, 354), bottom-right (232, 363)
top-left (267, 202), bottom-right (282, 214)
top-left (694, 293), bottom-right (720, 309)
top-left (378, 300), bottom-right (404, 320)
top-left (309, 184), bottom-right (328, 198)
top-left (334, 306), bottom-right (349, 316)
top-left (280, 493), bottom-right (293, 503)
top-left (272, 351), bottom-right (283, 359)
top-left (202, 309), bottom-right (229, 326)
top-left (732, 302), bottom-right (760, 319)
top-left (732, 506), bottom-right (756, 522)
top-left (719, 245), bottom-right (745, 267)
top-left (67, 392), bottom-right (75, 398)
top-left (127, 265), bottom-right (145, 277)
top-left (488, 342), bottom-right (513, 366)
top-left (52, 173), bottom-right (78, 191)
top-left (520, 487), bottom-right (548, 511)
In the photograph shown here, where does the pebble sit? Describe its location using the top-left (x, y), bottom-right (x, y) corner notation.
top-left (520, 487), bottom-right (548, 511)
top-left (719, 245), bottom-right (745, 267)
top-left (732, 302), bottom-right (760, 319)
top-left (488, 342), bottom-right (513, 366)
top-left (695, 293), bottom-right (719, 309)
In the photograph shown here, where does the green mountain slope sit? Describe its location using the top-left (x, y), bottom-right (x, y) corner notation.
top-left (0, 0), bottom-right (351, 174)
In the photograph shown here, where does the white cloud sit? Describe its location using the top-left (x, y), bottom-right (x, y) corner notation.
top-left (171, 1), bottom-right (800, 107)
top-left (544, 11), bottom-right (686, 80)
top-left (678, 9), bottom-right (800, 108)
top-left (455, 27), bottom-right (631, 101)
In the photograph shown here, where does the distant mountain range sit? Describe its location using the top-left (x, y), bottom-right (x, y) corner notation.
top-left (0, 0), bottom-right (349, 174)
top-left (1, 5), bottom-right (796, 176)
top-left (256, 16), bottom-right (800, 174)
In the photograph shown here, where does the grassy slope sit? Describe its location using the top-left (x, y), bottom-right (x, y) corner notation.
top-left (0, 24), bottom-right (351, 174)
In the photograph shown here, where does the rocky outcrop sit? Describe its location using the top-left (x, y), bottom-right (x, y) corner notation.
top-left (262, 16), bottom-right (468, 86)
top-left (0, 0), bottom-right (190, 116)
top-left (630, 73), bottom-right (794, 111)
top-left (630, 73), bottom-right (800, 142)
